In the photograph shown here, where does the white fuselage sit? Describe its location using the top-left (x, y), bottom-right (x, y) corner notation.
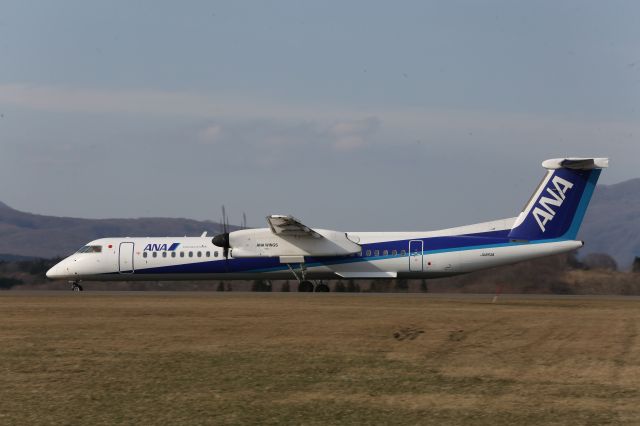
top-left (46, 218), bottom-right (582, 282)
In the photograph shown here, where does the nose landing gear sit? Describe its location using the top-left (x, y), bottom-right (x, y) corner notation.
top-left (69, 281), bottom-right (84, 292)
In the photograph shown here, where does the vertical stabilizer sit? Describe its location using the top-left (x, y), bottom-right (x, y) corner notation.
top-left (508, 158), bottom-right (608, 241)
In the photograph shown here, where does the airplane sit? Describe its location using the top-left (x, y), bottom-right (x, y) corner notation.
top-left (47, 157), bottom-right (608, 292)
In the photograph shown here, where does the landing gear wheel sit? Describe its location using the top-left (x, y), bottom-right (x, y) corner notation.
top-left (315, 283), bottom-right (330, 292)
top-left (71, 283), bottom-right (83, 292)
top-left (298, 280), bottom-right (314, 292)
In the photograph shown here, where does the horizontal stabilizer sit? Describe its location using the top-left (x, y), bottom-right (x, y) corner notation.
top-left (541, 158), bottom-right (609, 170)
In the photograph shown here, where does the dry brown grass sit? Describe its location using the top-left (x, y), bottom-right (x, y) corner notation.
top-left (1, 293), bottom-right (639, 425)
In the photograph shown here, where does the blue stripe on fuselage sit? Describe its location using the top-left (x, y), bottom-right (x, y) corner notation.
top-left (132, 230), bottom-right (516, 275)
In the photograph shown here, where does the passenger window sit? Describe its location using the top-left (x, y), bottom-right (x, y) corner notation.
top-left (366, 250), bottom-right (372, 257)
top-left (197, 251), bottom-right (202, 257)
top-left (180, 252), bottom-right (184, 258)
top-left (374, 250), bottom-right (379, 256)
top-left (152, 252), bottom-right (157, 258)
top-left (162, 252), bottom-right (167, 258)
top-left (189, 251), bottom-right (193, 257)
top-left (171, 252), bottom-right (176, 258)
top-left (143, 252), bottom-right (147, 258)
top-left (401, 250), bottom-right (406, 256)
top-left (392, 250), bottom-right (397, 256)
top-left (206, 251), bottom-right (210, 257)
top-left (383, 250), bottom-right (388, 256)
top-left (214, 251), bottom-right (218, 258)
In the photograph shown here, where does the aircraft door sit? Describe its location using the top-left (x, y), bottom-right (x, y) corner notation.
top-left (409, 240), bottom-right (423, 272)
top-left (119, 242), bottom-right (135, 274)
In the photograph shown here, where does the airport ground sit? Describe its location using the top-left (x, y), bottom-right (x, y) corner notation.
top-left (1, 293), bottom-right (639, 425)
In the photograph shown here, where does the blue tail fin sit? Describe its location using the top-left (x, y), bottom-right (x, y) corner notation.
top-left (508, 158), bottom-right (608, 242)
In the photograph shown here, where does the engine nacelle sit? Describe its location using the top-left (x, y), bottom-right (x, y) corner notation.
top-left (229, 228), bottom-right (361, 258)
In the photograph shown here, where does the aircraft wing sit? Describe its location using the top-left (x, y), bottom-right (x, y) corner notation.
top-left (266, 215), bottom-right (322, 238)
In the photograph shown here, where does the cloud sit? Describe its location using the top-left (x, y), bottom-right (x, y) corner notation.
top-left (329, 117), bottom-right (380, 151)
top-left (192, 117), bottom-right (383, 161)
top-left (0, 84), bottom-right (212, 117)
top-left (1, 83), bottom-right (638, 162)
top-left (0, 83), bottom-right (348, 121)
top-left (0, 83), bottom-right (636, 131)
top-left (198, 124), bottom-right (223, 144)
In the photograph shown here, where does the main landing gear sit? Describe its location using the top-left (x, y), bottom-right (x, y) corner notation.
top-left (69, 281), bottom-right (84, 292)
top-left (298, 280), bottom-right (329, 292)
top-left (298, 280), bottom-right (314, 292)
top-left (315, 283), bottom-right (330, 292)
top-left (286, 263), bottom-right (330, 292)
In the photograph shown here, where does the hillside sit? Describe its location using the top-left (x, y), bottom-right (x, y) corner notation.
top-left (579, 178), bottom-right (640, 269)
top-left (0, 201), bottom-right (227, 258)
top-left (0, 177), bottom-right (638, 265)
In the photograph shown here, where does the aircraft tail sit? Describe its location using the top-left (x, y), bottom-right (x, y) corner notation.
top-left (508, 158), bottom-right (608, 242)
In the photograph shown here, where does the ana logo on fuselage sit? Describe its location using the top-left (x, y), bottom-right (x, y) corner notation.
top-left (144, 243), bottom-right (180, 251)
top-left (532, 175), bottom-right (574, 232)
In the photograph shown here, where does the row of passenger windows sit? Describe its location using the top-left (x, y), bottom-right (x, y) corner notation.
top-left (364, 249), bottom-right (406, 257)
top-left (143, 251), bottom-right (218, 259)
top-left (142, 249), bottom-right (403, 259)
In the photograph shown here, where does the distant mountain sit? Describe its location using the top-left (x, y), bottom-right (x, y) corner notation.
top-left (0, 202), bottom-right (229, 258)
top-left (0, 178), bottom-right (638, 266)
top-left (579, 178), bottom-right (640, 269)
top-left (0, 253), bottom-right (40, 261)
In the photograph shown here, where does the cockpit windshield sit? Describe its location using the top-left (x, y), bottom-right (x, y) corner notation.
top-left (77, 245), bottom-right (102, 253)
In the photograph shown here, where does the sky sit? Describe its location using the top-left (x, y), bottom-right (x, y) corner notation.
top-left (0, 1), bottom-right (638, 231)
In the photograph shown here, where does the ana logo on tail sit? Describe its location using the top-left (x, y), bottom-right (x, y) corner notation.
top-left (533, 176), bottom-right (574, 232)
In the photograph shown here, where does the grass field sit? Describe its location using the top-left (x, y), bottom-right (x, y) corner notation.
top-left (1, 293), bottom-right (639, 425)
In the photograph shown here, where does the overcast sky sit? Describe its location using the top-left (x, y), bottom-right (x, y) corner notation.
top-left (0, 1), bottom-right (638, 231)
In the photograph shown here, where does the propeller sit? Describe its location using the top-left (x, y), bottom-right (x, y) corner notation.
top-left (221, 205), bottom-right (228, 234)
top-left (212, 207), bottom-right (250, 258)
top-left (212, 205), bottom-right (231, 258)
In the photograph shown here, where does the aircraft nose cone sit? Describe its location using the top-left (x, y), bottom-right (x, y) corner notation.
top-left (46, 263), bottom-right (66, 279)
